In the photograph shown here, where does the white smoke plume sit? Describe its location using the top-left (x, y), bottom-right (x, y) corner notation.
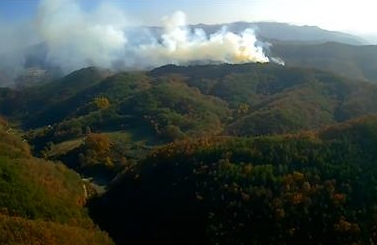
top-left (0, 0), bottom-right (283, 85)
top-left (36, 0), bottom-right (276, 72)
top-left (0, 18), bottom-right (39, 85)
top-left (36, 0), bottom-right (129, 72)
top-left (125, 11), bottom-right (270, 68)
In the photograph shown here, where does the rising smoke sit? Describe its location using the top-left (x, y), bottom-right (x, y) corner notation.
top-left (0, 17), bottom-right (39, 85)
top-left (123, 11), bottom-right (270, 68)
top-left (36, 0), bottom-right (129, 72)
top-left (0, 0), bottom-right (283, 84)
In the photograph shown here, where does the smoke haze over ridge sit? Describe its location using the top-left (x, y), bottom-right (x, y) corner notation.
top-left (0, 0), bottom-right (279, 84)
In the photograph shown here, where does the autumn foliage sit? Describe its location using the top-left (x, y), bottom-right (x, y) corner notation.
top-left (0, 122), bottom-right (113, 244)
top-left (90, 116), bottom-right (377, 245)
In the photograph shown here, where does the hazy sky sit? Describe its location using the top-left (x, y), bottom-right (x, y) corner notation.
top-left (0, 0), bottom-right (375, 77)
top-left (0, 0), bottom-right (376, 35)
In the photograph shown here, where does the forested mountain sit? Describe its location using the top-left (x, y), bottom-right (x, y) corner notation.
top-left (3, 63), bottom-right (377, 133)
top-left (89, 115), bottom-right (377, 244)
top-left (1, 62), bottom-right (377, 244)
top-left (271, 42), bottom-right (377, 82)
top-left (0, 63), bottom-right (376, 164)
top-left (0, 21), bottom-right (368, 88)
top-left (149, 63), bottom-right (377, 136)
top-left (0, 117), bottom-right (113, 244)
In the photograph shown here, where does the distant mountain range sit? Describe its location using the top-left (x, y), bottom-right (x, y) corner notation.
top-left (0, 21), bottom-right (375, 87)
top-left (147, 21), bottom-right (368, 46)
top-left (270, 42), bottom-right (377, 82)
top-left (190, 22), bottom-right (368, 45)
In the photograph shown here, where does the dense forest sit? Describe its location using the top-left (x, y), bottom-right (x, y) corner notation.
top-left (0, 117), bottom-right (113, 244)
top-left (90, 115), bottom-right (377, 244)
top-left (1, 62), bottom-right (377, 244)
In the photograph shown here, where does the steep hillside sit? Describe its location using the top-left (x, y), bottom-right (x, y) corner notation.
top-left (150, 64), bottom-right (377, 135)
top-left (89, 115), bottom-right (377, 245)
top-left (1, 62), bottom-right (377, 244)
top-left (271, 42), bottom-right (377, 82)
top-left (1, 63), bottom-right (377, 143)
top-left (0, 117), bottom-right (113, 244)
top-left (1, 63), bottom-right (377, 182)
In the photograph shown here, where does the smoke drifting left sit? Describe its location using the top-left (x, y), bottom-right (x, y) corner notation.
top-left (0, 0), bottom-right (282, 85)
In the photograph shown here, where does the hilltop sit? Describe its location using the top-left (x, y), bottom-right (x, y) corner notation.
top-left (1, 62), bottom-right (377, 244)
top-left (0, 63), bottom-right (376, 178)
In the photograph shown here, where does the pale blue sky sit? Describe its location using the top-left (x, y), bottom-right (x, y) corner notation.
top-left (0, 0), bottom-right (376, 34)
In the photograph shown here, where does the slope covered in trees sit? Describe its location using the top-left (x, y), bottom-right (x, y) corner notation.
top-left (0, 63), bottom-right (376, 178)
top-left (150, 63), bottom-right (377, 135)
top-left (89, 115), bottom-right (377, 245)
top-left (1, 63), bottom-right (377, 244)
top-left (271, 42), bottom-right (377, 82)
top-left (2, 63), bottom-right (376, 137)
top-left (0, 118), bottom-right (113, 244)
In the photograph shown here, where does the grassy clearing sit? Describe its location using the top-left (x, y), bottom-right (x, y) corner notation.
top-left (47, 138), bottom-right (85, 157)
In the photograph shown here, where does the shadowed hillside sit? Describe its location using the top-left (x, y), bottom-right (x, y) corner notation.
top-left (89, 115), bottom-right (377, 245)
top-left (0, 117), bottom-right (113, 244)
top-left (1, 63), bottom-right (376, 154)
top-left (271, 42), bottom-right (377, 82)
top-left (1, 63), bottom-right (377, 244)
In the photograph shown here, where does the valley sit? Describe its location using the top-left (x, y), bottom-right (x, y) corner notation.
top-left (1, 3), bottom-right (377, 243)
top-left (1, 61), bottom-right (377, 244)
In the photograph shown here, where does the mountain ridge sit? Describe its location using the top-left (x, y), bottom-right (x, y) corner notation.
top-left (0, 21), bottom-right (368, 87)
top-left (270, 41), bottom-right (377, 82)
top-left (1, 62), bottom-right (377, 244)
top-left (189, 22), bottom-right (368, 45)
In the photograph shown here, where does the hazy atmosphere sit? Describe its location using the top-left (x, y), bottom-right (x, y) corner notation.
top-left (0, 0), bottom-right (376, 76)
top-left (3, 1), bottom-right (377, 245)
top-left (1, 0), bottom-right (377, 34)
